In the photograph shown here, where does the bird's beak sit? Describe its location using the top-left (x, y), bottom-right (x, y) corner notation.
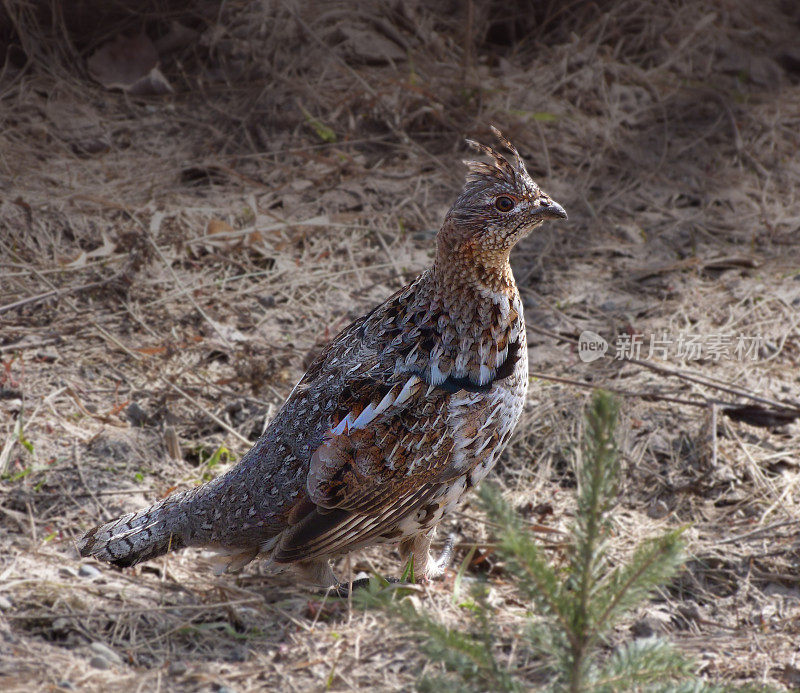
top-left (538, 201), bottom-right (567, 220)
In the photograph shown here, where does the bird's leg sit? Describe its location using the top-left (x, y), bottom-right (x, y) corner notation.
top-left (326, 531), bottom-right (459, 597)
top-left (296, 558), bottom-right (338, 587)
top-left (403, 530), bottom-right (457, 583)
top-left (316, 553), bottom-right (402, 598)
top-left (423, 533), bottom-right (456, 581)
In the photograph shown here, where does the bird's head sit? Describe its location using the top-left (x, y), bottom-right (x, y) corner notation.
top-left (436, 127), bottom-right (566, 293)
top-left (444, 126), bottom-right (566, 252)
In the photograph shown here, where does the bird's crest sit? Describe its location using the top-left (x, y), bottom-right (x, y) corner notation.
top-left (462, 125), bottom-right (539, 197)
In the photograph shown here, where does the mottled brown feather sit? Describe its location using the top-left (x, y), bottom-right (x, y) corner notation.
top-left (77, 127), bottom-right (567, 585)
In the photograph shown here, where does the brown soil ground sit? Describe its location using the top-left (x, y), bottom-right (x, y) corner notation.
top-left (2, 1), bottom-right (800, 690)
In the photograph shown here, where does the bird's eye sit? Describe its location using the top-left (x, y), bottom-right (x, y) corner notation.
top-left (494, 196), bottom-right (515, 212)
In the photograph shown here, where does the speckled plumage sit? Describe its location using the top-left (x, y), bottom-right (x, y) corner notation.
top-left (78, 127), bottom-right (567, 586)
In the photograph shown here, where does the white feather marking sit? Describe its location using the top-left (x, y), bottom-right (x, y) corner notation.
top-left (473, 436), bottom-right (493, 457)
top-left (386, 441), bottom-right (401, 469)
top-left (496, 345), bottom-right (508, 368)
top-left (454, 435), bottom-right (475, 450)
top-left (404, 343), bottom-right (420, 364)
top-left (476, 288), bottom-right (511, 316)
top-left (449, 394), bottom-right (476, 407)
top-left (484, 401), bottom-right (502, 427)
top-left (429, 360), bottom-right (448, 385)
top-left (373, 388), bottom-right (397, 417)
top-left (351, 402), bottom-right (377, 429)
top-left (332, 415), bottom-right (351, 436)
top-left (394, 375), bottom-right (421, 407)
top-left (479, 364), bottom-right (492, 385)
top-left (261, 534), bottom-right (280, 552)
top-left (444, 476), bottom-right (467, 511)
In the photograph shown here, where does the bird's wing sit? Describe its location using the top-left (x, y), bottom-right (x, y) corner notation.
top-left (274, 370), bottom-right (477, 563)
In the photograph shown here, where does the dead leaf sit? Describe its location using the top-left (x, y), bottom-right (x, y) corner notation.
top-left (87, 34), bottom-right (172, 95)
top-left (209, 321), bottom-right (249, 343)
top-left (60, 233), bottom-right (117, 267)
top-left (61, 251), bottom-right (87, 269)
top-left (85, 232), bottom-right (116, 259)
top-left (206, 219), bottom-right (235, 236)
top-left (338, 25), bottom-right (406, 64)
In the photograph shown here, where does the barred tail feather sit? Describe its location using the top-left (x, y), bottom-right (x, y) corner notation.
top-left (78, 490), bottom-right (194, 568)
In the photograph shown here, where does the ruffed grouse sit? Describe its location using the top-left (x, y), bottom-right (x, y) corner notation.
top-left (78, 127), bottom-right (567, 587)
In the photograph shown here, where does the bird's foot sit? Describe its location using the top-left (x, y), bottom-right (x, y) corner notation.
top-left (420, 533), bottom-right (456, 582)
top-left (325, 534), bottom-right (457, 597)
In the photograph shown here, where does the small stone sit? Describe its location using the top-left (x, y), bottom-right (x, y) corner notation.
top-left (36, 347), bottom-right (60, 363)
top-left (0, 595), bottom-right (12, 611)
top-left (57, 681), bottom-right (75, 690)
top-left (1, 397), bottom-right (22, 413)
top-left (90, 641), bottom-right (123, 665)
top-left (168, 661), bottom-right (187, 676)
top-left (126, 402), bottom-right (149, 427)
top-left (52, 618), bottom-right (70, 633)
top-left (79, 564), bottom-right (102, 579)
top-left (646, 499), bottom-right (670, 519)
top-left (630, 618), bottom-right (657, 638)
top-left (58, 566), bottom-right (79, 578)
top-left (89, 656), bottom-right (111, 670)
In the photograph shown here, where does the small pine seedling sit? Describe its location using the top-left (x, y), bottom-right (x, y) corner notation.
top-left (364, 391), bottom-right (760, 692)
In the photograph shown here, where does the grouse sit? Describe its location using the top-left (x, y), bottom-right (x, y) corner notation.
top-left (78, 127), bottom-right (567, 587)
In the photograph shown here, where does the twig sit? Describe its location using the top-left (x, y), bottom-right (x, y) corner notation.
top-left (373, 228), bottom-right (407, 286)
top-left (95, 324), bottom-right (144, 361)
top-left (709, 404), bottom-right (718, 468)
top-left (72, 440), bottom-right (108, 521)
top-left (65, 386), bottom-right (128, 425)
top-left (0, 337), bottom-right (60, 353)
top-left (714, 519), bottom-right (800, 546)
top-left (185, 215), bottom-right (331, 246)
top-left (627, 357), bottom-right (800, 414)
top-left (0, 239), bottom-right (142, 360)
top-left (7, 488), bottom-right (156, 499)
top-left (0, 415), bottom-right (23, 475)
top-left (0, 278), bottom-right (117, 315)
top-left (5, 597), bottom-right (264, 620)
top-left (526, 324), bottom-right (800, 414)
top-left (529, 370), bottom-right (713, 409)
top-left (161, 377), bottom-right (253, 446)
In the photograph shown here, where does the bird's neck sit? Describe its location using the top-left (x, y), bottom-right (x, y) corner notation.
top-left (434, 231), bottom-right (516, 297)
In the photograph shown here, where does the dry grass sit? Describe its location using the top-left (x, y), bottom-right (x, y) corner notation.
top-left (2, 0), bottom-right (800, 690)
